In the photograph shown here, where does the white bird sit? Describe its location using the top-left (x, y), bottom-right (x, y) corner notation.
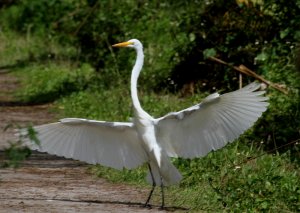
top-left (23, 39), bottom-right (268, 208)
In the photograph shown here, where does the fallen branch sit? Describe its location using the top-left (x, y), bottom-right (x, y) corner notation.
top-left (208, 56), bottom-right (288, 94)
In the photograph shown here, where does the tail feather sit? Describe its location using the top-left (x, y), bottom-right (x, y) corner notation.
top-left (146, 155), bottom-right (182, 186)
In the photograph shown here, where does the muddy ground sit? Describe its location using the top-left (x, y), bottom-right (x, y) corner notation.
top-left (0, 72), bottom-right (182, 212)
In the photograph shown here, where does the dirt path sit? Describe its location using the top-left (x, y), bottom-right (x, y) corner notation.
top-left (0, 72), bottom-right (172, 212)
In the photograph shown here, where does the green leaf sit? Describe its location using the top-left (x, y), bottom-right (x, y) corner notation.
top-left (27, 126), bottom-right (40, 146)
top-left (189, 33), bottom-right (196, 42)
top-left (261, 201), bottom-right (269, 209)
top-left (255, 52), bottom-right (268, 62)
top-left (203, 48), bottom-right (217, 59)
top-left (280, 28), bottom-right (290, 39)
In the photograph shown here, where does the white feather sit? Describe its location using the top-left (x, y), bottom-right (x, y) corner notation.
top-left (155, 82), bottom-right (268, 158)
top-left (24, 119), bottom-right (147, 170)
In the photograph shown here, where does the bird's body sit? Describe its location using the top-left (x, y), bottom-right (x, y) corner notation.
top-left (127, 40), bottom-right (182, 187)
top-left (23, 39), bottom-right (268, 208)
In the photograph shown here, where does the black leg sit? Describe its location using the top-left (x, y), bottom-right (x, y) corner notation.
top-left (144, 163), bottom-right (156, 208)
top-left (160, 177), bottom-right (165, 209)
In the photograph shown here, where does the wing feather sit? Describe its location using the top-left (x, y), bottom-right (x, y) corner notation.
top-left (23, 118), bottom-right (147, 169)
top-left (155, 82), bottom-right (268, 158)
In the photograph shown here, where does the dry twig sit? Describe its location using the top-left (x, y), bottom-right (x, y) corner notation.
top-left (208, 56), bottom-right (288, 94)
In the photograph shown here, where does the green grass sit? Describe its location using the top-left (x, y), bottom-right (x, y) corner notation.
top-left (89, 142), bottom-right (299, 212)
top-left (1, 29), bottom-right (299, 212)
top-left (0, 30), bottom-right (76, 68)
top-left (14, 63), bottom-right (93, 103)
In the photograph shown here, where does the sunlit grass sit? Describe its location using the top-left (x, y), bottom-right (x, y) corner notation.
top-left (14, 63), bottom-right (93, 103)
top-left (0, 30), bottom-right (76, 68)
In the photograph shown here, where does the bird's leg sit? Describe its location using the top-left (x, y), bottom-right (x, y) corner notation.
top-left (160, 176), bottom-right (165, 209)
top-left (144, 163), bottom-right (156, 208)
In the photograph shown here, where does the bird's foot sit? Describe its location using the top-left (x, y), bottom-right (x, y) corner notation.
top-left (143, 203), bottom-right (152, 209)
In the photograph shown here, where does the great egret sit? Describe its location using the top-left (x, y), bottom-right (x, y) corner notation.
top-left (23, 39), bottom-right (268, 208)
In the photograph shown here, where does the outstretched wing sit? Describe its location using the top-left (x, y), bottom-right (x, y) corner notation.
top-left (23, 118), bottom-right (147, 169)
top-left (155, 82), bottom-right (268, 158)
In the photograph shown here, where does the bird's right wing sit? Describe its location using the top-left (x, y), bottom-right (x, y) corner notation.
top-left (22, 118), bottom-right (147, 170)
top-left (155, 82), bottom-right (268, 159)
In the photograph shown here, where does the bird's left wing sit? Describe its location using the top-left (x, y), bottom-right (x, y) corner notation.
top-left (154, 82), bottom-right (268, 158)
top-left (22, 118), bottom-right (147, 169)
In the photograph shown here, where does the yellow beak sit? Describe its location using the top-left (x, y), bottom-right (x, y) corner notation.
top-left (112, 41), bottom-right (133, 47)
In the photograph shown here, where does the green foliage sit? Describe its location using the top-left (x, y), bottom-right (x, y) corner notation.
top-left (0, 125), bottom-right (36, 168)
top-left (90, 143), bottom-right (299, 211)
top-left (169, 0), bottom-right (300, 90)
top-left (252, 41), bottom-right (300, 152)
top-left (0, 0), bottom-right (80, 37)
top-left (192, 147), bottom-right (300, 212)
top-left (1, 143), bottom-right (31, 168)
top-left (90, 164), bottom-right (147, 185)
top-left (0, 29), bottom-right (77, 69)
top-left (25, 126), bottom-right (40, 146)
top-left (59, 88), bottom-right (132, 121)
top-left (203, 48), bottom-right (217, 59)
top-left (0, 0), bottom-right (192, 90)
top-left (15, 63), bottom-right (93, 103)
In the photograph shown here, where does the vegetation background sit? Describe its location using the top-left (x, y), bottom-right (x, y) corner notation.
top-left (0, 0), bottom-right (299, 211)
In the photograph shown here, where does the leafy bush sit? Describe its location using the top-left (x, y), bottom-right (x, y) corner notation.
top-left (0, 1), bottom-right (190, 88)
top-left (251, 38), bottom-right (300, 154)
top-left (1, 143), bottom-right (31, 168)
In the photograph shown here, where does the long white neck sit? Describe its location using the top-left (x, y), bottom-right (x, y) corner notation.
top-left (131, 46), bottom-right (144, 114)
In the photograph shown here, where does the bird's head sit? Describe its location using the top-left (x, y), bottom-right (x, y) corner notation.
top-left (112, 39), bottom-right (142, 50)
